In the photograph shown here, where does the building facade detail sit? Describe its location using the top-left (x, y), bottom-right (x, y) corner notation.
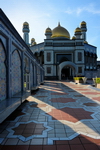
top-left (0, 8), bottom-right (99, 123)
top-left (0, 9), bottom-right (44, 123)
top-left (31, 22), bottom-right (97, 80)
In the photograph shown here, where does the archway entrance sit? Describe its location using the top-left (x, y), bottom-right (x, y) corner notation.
top-left (61, 66), bottom-right (73, 80)
top-left (58, 61), bottom-right (77, 80)
top-left (61, 66), bottom-right (70, 79)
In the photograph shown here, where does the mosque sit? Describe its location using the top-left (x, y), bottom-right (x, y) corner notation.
top-left (0, 9), bottom-right (98, 123)
top-left (27, 21), bottom-right (97, 80)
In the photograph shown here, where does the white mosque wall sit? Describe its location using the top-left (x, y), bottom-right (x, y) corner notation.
top-left (85, 71), bottom-right (98, 78)
top-left (31, 42), bottom-right (44, 54)
top-left (0, 9), bottom-right (44, 123)
top-left (75, 50), bottom-right (84, 64)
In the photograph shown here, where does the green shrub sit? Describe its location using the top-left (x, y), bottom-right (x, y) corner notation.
top-left (95, 78), bottom-right (100, 83)
top-left (74, 77), bottom-right (83, 80)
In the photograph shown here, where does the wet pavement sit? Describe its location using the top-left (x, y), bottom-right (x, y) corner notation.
top-left (0, 80), bottom-right (100, 150)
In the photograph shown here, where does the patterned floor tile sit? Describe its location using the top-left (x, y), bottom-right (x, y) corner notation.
top-left (30, 138), bottom-right (43, 145)
top-left (12, 122), bottom-right (46, 138)
top-left (4, 138), bottom-right (19, 145)
top-left (49, 98), bottom-right (76, 103)
top-left (75, 89), bottom-right (91, 91)
top-left (83, 103), bottom-right (99, 107)
top-left (92, 97), bottom-right (100, 102)
top-left (54, 134), bottom-right (100, 149)
top-left (5, 109), bottom-right (25, 121)
top-left (82, 92), bottom-right (100, 95)
top-left (74, 95), bottom-right (84, 97)
top-left (51, 92), bottom-right (68, 95)
top-left (30, 104), bottom-right (47, 108)
top-left (47, 107), bottom-right (93, 123)
top-left (0, 80), bottom-right (100, 148)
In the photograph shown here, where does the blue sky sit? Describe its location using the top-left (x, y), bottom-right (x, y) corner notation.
top-left (1, 0), bottom-right (100, 60)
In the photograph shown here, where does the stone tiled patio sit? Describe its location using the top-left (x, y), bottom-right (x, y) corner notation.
top-left (0, 80), bottom-right (100, 150)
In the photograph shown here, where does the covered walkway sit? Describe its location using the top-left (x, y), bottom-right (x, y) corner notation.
top-left (0, 81), bottom-right (100, 150)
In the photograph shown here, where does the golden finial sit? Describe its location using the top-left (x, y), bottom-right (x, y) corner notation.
top-left (58, 22), bottom-right (61, 27)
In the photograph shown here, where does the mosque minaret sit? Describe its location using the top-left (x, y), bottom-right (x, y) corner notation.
top-left (22, 22), bottom-right (30, 45)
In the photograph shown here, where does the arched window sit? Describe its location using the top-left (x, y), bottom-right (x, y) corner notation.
top-left (12, 50), bottom-right (21, 95)
top-left (24, 57), bottom-right (29, 73)
top-left (0, 42), bottom-right (6, 101)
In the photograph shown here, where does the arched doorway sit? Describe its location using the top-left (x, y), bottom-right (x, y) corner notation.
top-left (58, 61), bottom-right (77, 80)
top-left (61, 66), bottom-right (72, 80)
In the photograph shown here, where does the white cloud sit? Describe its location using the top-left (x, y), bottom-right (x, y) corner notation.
top-left (65, 7), bottom-right (73, 14)
top-left (76, 7), bottom-right (84, 15)
top-left (86, 6), bottom-right (100, 14)
top-left (65, 4), bottom-right (100, 16)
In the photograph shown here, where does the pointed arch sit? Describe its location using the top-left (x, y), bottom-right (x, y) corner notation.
top-left (12, 49), bottom-right (21, 62)
top-left (0, 38), bottom-right (6, 51)
top-left (11, 50), bottom-right (21, 95)
top-left (0, 40), bottom-right (7, 101)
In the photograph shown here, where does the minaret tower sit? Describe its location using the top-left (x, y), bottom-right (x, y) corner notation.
top-left (80, 21), bottom-right (87, 41)
top-left (22, 22), bottom-right (30, 45)
top-left (45, 27), bottom-right (52, 39)
top-left (74, 27), bottom-right (82, 39)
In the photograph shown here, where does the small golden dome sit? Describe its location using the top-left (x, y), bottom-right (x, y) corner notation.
top-left (80, 21), bottom-right (86, 26)
top-left (51, 22), bottom-right (70, 39)
top-left (31, 38), bottom-right (36, 45)
top-left (74, 27), bottom-right (81, 33)
top-left (34, 42), bottom-right (37, 45)
top-left (72, 36), bottom-right (76, 40)
top-left (23, 22), bottom-right (29, 26)
top-left (45, 27), bottom-right (52, 33)
top-left (31, 38), bottom-right (35, 42)
top-left (84, 41), bottom-right (88, 44)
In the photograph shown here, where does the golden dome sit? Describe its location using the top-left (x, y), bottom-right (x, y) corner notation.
top-left (34, 42), bottom-right (37, 45)
top-left (31, 38), bottom-right (37, 45)
top-left (72, 36), bottom-right (76, 40)
top-left (31, 38), bottom-right (35, 42)
top-left (45, 27), bottom-right (52, 33)
top-left (23, 22), bottom-right (29, 26)
top-left (74, 27), bottom-right (81, 33)
top-left (80, 21), bottom-right (86, 26)
top-left (84, 41), bottom-right (88, 44)
top-left (51, 23), bottom-right (70, 39)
